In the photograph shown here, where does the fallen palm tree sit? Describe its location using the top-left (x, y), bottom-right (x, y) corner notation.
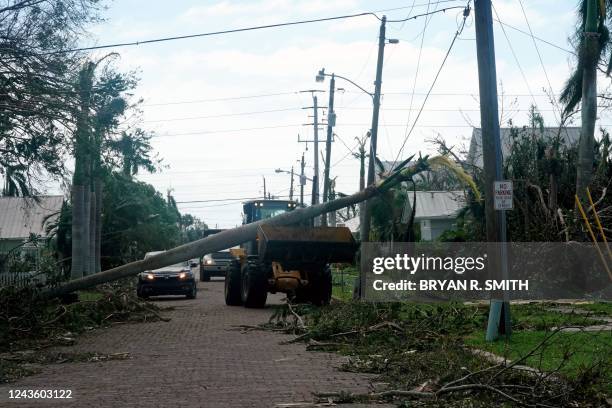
top-left (42, 156), bottom-right (477, 299)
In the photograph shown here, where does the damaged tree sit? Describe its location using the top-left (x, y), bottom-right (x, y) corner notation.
top-left (43, 158), bottom-right (437, 299)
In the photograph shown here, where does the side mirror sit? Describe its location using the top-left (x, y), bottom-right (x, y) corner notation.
top-left (190, 262), bottom-right (198, 268)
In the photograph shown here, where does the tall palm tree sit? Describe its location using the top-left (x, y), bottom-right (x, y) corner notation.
top-left (560, 0), bottom-right (612, 200)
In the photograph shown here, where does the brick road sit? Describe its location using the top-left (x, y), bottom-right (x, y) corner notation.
top-left (0, 280), bottom-right (385, 407)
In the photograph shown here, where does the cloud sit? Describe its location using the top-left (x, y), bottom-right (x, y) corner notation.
top-left (180, 0), bottom-right (359, 23)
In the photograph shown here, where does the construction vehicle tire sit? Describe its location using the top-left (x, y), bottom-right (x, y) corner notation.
top-left (225, 259), bottom-right (243, 306)
top-left (241, 260), bottom-right (268, 308)
top-left (309, 265), bottom-right (332, 306)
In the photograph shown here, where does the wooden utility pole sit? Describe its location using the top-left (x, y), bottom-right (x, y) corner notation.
top-left (300, 153), bottom-right (305, 206)
top-left (577, 0), bottom-right (600, 202)
top-left (289, 166), bottom-right (294, 201)
top-left (312, 95), bottom-right (320, 210)
top-left (262, 176), bottom-right (266, 199)
top-left (322, 74), bottom-right (336, 226)
top-left (360, 15), bottom-right (387, 298)
top-left (474, 0), bottom-right (511, 341)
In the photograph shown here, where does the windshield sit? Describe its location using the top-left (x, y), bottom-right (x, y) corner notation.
top-left (151, 261), bottom-right (189, 272)
top-left (256, 207), bottom-right (287, 220)
top-left (211, 252), bottom-right (232, 259)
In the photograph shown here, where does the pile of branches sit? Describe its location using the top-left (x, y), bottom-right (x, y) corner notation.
top-left (264, 302), bottom-right (609, 407)
top-left (0, 279), bottom-right (168, 354)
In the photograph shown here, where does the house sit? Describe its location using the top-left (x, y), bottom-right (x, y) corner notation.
top-left (0, 195), bottom-right (63, 253)
top-left (339, 191), bottom-right (466, 241)
top-left (403, 190), bottom-right (466, 240)
top-left (467, 126), bottom-right (581, 168)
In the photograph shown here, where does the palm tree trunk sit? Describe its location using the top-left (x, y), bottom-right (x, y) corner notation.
top-left (88, 188), bottom-right (96, 274)
top-left (82, 187), bottom-right (91, 276)
top-left (94, 178), bottom-right (103, 273)
top-left (70, 184), bottom-right (85, 279)
top-left (70, 62), bottom-right (94, 279)
top-left (576, 5), bottom-right (599, 202)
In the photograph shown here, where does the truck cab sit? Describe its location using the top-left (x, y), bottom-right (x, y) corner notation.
top-left (241, 200), bottom-right (299, 256)
top-left (242, 199), bottom-right (298, 224)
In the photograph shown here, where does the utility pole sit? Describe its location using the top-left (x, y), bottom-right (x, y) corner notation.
top-left (298, 89), bottom-right (326, 222)
top-left (300, 153), bottom-right (305, 206)
top-left (262, 176), bottom-right (266, 199)
top-left (577, 0), bottom-right (599, 202)
top-left (322, 74), bottom-right (336, 226)
top-left (474, 0), bottom-right (511, 341)
top-left (329, 178), bottom-right (337, 227)
top-left (360, 15), bottom-right (388, 298)
top-left (356, 131), bottom-right (370, 226)
top-left (289, 166), bottom-right (294, 202)
top-left (312, 95), bottom-right (320, 215)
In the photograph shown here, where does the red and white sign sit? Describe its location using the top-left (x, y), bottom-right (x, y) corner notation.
top-left (494, 181), bottom-right (513, 210)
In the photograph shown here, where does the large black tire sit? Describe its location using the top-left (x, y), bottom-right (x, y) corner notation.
top-left (225, 260), bottom-right (242, 306)
top-left (309, 265), bottom-right (332, 306)
top-left (292, 265), bottom-right (332, 306)
top-left (241, 260), bottom-right (268, 308)
top-left (186, 284), bottom-right (197, 299)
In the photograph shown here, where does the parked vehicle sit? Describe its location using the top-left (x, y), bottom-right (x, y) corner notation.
top-left (200, 250), bottom-right (233, 281)
top-left (137, 251), bottom-right (198, 299)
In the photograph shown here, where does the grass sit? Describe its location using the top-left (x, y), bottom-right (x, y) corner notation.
top-left (571, 302), bottom-right (612, 315)
top-left (331, 266), bottom-right (357, 301)
top-left (276, 300), bottom-right (611, 406)
top-left (465, 330), bottom-right (612, 395)
top-left (509, 303), bottom-right (607, 330)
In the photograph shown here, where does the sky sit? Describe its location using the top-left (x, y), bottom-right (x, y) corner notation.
top-left (61, 0), bottom-right (605, 228)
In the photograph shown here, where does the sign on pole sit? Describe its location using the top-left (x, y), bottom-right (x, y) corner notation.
top-left (494, 180), bottom-right (513, 210)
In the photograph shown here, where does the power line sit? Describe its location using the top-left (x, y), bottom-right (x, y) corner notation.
top-left (17, 7), bottom-right (465, 58)
top-left (138, 90), bottom-right (563, 108)
top-left (176, 193), bottom-right (305, 204)
top-left (516, 0), bottom-right (562, 122)
top-left (392, 1), bottom-right (472, 167)
top-left (152, 124), bottom-right (300, 137)
top-left (491, 3), bottom-right (537, 107)
top-left (141, 91), bottom-right (300, 106)
top-left (492, 18), bottom-right (574, 55)
top-left (400, 0), bottom-right (433, 161)
top-left (142, 107), bottom-right (302, 123)
top-left (386, 5), bottom-right (465, 22)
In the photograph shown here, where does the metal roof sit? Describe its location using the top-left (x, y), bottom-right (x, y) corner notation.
top-left (467, 126), bottom-right (581, 168)
top-left (340, 191), bottom-right (466, 233)
top-left (402, 190), bottom-right (466, 221)
top-left (0, 196), bottom-right (63, 240)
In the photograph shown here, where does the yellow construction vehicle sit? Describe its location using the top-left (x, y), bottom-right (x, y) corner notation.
top-left (225, 199), bottom-right (357, 308)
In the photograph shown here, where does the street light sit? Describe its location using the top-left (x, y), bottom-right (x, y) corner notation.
top-left (315, 68), bottom-right (374, 98)
top-left (275, 168), bottom-right (312, 182)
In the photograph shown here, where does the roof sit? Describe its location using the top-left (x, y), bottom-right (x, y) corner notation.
top-left (340, 191), bottom-right (466, 233)
top-left (0, 196), bottom-right (63, 240)
top-left (376, 160), bottom-right (429, 182)
top-left (403, 190), bottom-right (466, 221)
top-left (467, 127), bottom-right (581, 168)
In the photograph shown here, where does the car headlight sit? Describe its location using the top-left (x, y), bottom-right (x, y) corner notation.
top-left (146, 273), bottom-right (155, 280)
top-left (179, 272), bottom-right (189, 279)
top-left (204, 259), bottom-right (214, 265)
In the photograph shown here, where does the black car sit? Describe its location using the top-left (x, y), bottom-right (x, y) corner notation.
top-left (137, 252), bottom-right (198, 299)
